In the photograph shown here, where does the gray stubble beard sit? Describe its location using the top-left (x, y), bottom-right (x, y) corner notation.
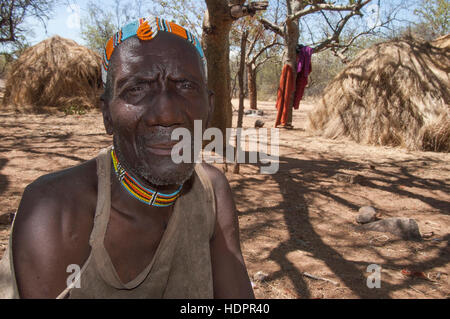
top-left (113, 134), bottom-right (196, 187)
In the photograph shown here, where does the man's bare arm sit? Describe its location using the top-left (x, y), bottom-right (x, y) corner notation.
top-left (12, 175), bottom-right (92, 298)
top-left (203, 164), bottom-right (255, 299)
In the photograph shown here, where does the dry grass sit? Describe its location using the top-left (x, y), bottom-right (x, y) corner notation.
top-left (421, 115), bottom-right (450, 152)
top-left (432, 34), bottom-right (450, 49)
top-left (1, 36), bottom-right (102, 113)
top-left (308, 35), bottom-right (450, 152)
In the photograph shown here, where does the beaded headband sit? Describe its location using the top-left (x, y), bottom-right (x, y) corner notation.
top-left (102, 15), bottom-right (207, 85)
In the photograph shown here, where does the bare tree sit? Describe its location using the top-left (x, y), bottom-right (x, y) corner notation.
top-left (202, 1), bottom-right (268, 138)
top-left (0, 0), bottom-right (55, 44)
top-left (245, 24), bottom-right (281, 109)
top-left (151, 0), bottom-right (205, 39)
top-left (414, 0), bottom-right (449, 38)
top-left (231, 15), bottom-right (282, 109)
top-left (260, 0), bottom-right (406, 119)
top-left (81, 0), bottom-right (150, 55)
top-left (232, 28), bottom-right (248, 174)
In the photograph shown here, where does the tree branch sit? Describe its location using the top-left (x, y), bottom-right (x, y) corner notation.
top-left (254, 55), bottom-right (274, 70)
top-left (1, 0), bottom-right (53, 44)
top-left (288, 0), bottom-right (371, 22)
top-left (249, 39), bottom-right (281, 65)
top-left (312, 6), bottom-right (365, 53)
top-left (259, 17), bottom-right (283, 36)
top-left (230, 1), bottom-right (269, 19)
top-left (246, 29), bottom-right (262, 60)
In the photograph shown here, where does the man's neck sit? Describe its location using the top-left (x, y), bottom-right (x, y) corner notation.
top-left (110, 147), bottom-right (183, 208)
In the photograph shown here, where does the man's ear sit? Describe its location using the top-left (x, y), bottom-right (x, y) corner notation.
top-left (206, 90), bottom-right (215, 129)
top-left (100, 98), bottom-right (113, 135)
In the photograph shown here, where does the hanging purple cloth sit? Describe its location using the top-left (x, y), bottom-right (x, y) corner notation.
top-left (296, 46), bottom-right (313, 78)
top-left (293, 46), bottom-right (313, 110)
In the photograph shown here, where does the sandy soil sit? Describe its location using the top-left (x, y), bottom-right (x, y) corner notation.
top-left (0, 98), bottom-right (449, 299)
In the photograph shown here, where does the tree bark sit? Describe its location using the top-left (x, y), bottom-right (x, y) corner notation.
top-left (202, 0), bottom-right (267, 139)
top-left (247, 63), bottom-right (257, 110)
top-left (202, 2), bottom-right (237, 136)
top-left (233, 29), bottom-right (248, 174)
top-left (283, 0), bottom-right (302, 125)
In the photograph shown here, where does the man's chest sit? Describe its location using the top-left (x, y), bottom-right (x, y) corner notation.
top-left (103, 207), bottom-right (171, 284)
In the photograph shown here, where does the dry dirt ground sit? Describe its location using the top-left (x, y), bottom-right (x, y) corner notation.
top-left (0, 97), bottom-right (449, 299)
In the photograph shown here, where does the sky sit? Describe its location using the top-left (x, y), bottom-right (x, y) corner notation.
top-left (22, 0), bottom-right (421, 47)
top-left (25, 0), bottom-right (90, 46)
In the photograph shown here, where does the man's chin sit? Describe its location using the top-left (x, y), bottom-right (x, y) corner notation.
top-left (135, 161), bottom-right (196, 187)
top-left (114, 140), bottom-right (195, 187)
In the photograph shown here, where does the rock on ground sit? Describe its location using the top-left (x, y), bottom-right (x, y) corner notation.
top-left (0, 212), bottom-right (15, 225)
top-left (356, 206), bottom-right (379, 224)
top-left (254, 119), bottom-right (265, 128)
top-left (253, 271), bottom-right (269, 282)
top-left (362, 218), bottom-right (422, 240)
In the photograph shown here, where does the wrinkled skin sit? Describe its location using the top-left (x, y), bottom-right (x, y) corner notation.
top-left (103, 34), bottom-right (211, 187)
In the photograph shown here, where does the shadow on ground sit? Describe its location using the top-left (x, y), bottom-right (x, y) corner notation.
top-left (230, 150), bottom-right (449, 298)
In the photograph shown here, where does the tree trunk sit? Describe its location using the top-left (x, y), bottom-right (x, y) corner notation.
top-left (282, 0), bottom-right (301, 124)
top-left (202, 0), bottom-right (246, 139)
top-left (202, 5), bottom-right (232, 136)
top-left (247, 63), bottom-right (258, 110)
top-left (233, 29), bottom-right (248, 174)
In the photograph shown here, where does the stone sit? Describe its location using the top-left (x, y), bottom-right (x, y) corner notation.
top-left (254, 119), bottom-right (265, 128)
top-left (256, 110), bottom-right (264, 116)
top-left (253, 271), bottom-right (269, 282)
top-left (356, 206), bottom-right (379, 224)
top-left (0, 212), bottom-right (15, 225)
top-left (362, 217), bottom-right (422, 240)
top-left (334, 173), bottom-right (364, 184)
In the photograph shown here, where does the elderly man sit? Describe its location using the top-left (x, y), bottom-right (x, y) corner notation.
top-left (0, 16), bottom-right (254, 299)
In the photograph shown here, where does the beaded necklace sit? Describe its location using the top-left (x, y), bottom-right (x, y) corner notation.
top-left (111, 148), bottom-right (182, 207)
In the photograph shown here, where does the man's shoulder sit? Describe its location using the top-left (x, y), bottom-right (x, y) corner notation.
top-left (30, 158), bottom-right (97, 189)
top-left (199, 163), bottom-right (229, 190)
top-left (198, 163), bottom-right (235, 215)
top-left (22, 159), bottom-right (98, 211)
top-left (12, 159), bottom-right (98, 253)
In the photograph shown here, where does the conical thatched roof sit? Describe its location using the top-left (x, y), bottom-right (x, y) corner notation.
top-left (2, 36), bottom-right (102, 112)
top-left (309, 35), bottom-right (450, 152)
top-left (432, 34), bottom-right (450, 49)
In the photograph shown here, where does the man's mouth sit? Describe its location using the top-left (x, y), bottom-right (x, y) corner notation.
top-left (144, 141), bottom-right (179, 156)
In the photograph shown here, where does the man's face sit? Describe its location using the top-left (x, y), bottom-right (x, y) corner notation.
top-left (102, 32), bottom-right (212, 186)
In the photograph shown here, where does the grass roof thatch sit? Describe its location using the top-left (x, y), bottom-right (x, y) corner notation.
top-left (308, 35), bottom-right (450, 152)
top-left (432, 34), bottom-right (450, 49)
top-left (2, 36), bottom-right (102, 113)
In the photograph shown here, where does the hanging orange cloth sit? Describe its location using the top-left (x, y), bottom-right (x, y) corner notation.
top-left (275, 64), bottom-right (295, 127)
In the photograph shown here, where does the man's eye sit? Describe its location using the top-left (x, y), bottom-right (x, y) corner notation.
top-left (178, 81), bottom-right (195, 90)
top-left (126, 84), bottom-right (147, 96)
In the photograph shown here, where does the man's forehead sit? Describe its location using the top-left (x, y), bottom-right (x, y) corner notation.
top-left (114, 35), bottom-right (205, 79)
top-left (101, 16), bottom-right (207, 85)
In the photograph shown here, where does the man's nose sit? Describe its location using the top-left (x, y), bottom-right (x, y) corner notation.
top-left (142, 88), bottom-right (185, 127)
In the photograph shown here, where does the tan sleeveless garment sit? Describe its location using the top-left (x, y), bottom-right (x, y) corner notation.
top-left (0, 146), bottom-right (216, 299)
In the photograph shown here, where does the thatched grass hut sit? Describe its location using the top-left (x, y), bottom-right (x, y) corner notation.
top-left (309, 35), bottom-right (450, 152)
top-left (432, 34), bottom-right (450, 49)
top-left (2, 36), bottom-right (102, 113)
